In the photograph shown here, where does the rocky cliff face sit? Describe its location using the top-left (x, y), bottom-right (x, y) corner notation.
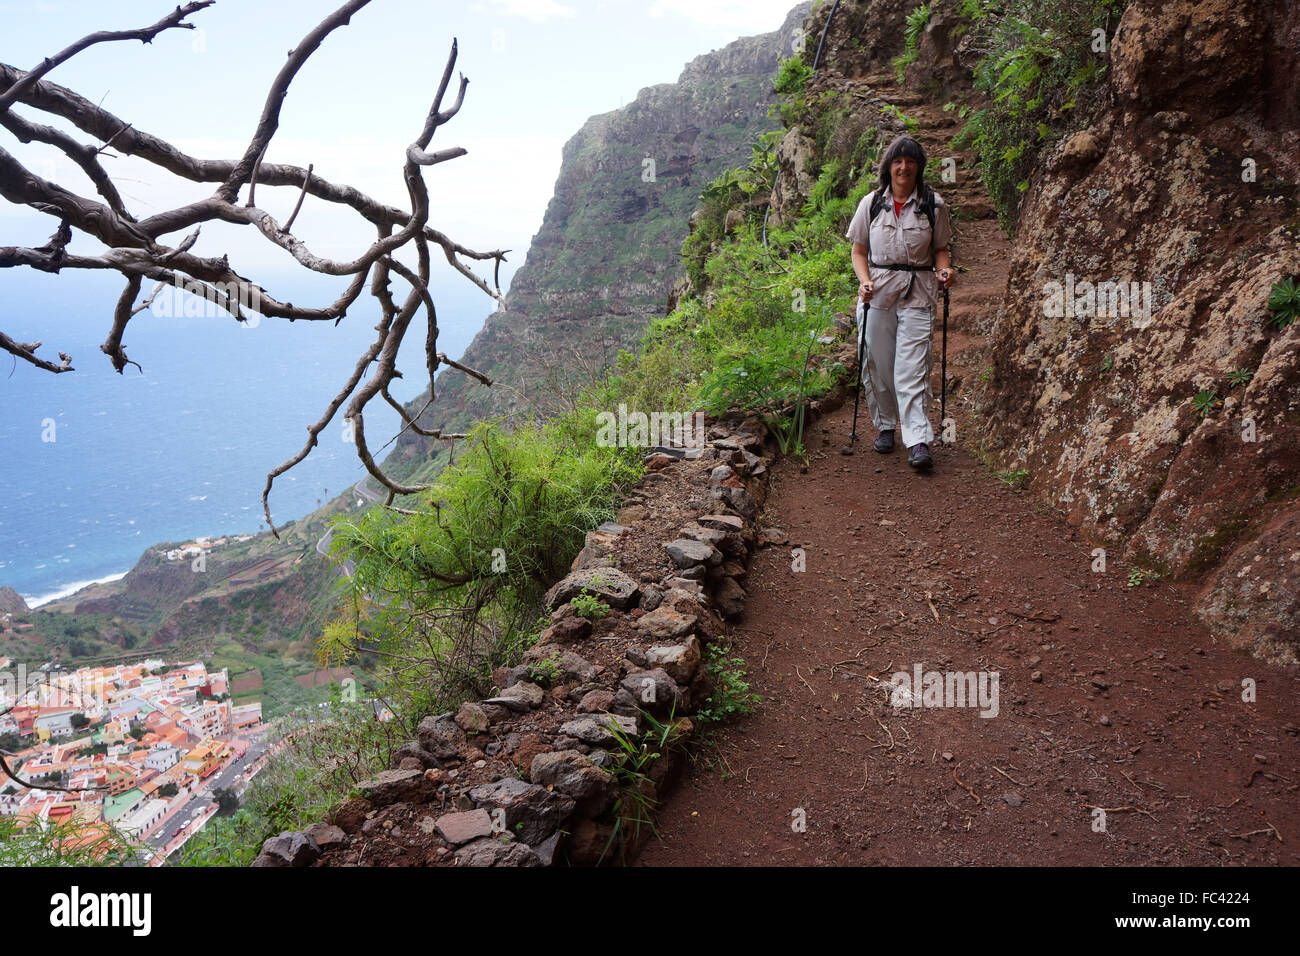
top-left (968, 0), bottom-right (1300, 663)
top-left (0, 586), bottom-right (28, 615)
top-left (387, 3), bottom-right (814, 472)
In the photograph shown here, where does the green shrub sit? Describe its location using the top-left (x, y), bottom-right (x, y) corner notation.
top-left (525, 652), bottom-right (563, 686)
top-left (697, 306), bottom-right (841, 458)
top-left (694, 644), bottom-right (762, 727)
top-left (1267, 277), bottom-right (1298, 329)
top-left (774, 54), bottom-right (814, 96)
top-left (571, 589), bottom-right (611, 620)
top-left (953, 0), bottom-right (1127, 233)
top-left (0, 814), bottom-right (140, 867)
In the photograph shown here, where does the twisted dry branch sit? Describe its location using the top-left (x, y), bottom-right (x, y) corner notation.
top-left (0, 0), bottom-right (509, 537)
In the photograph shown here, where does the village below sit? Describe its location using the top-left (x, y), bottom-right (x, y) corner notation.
top-left (0, 651), bottom-right (374, 865)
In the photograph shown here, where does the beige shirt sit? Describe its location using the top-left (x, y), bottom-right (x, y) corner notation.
top-left (846, 186), bottom-right (952, 310)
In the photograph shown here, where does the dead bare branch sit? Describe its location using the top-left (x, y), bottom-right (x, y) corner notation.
top-left (283, 163), bottom-right (314, 233)
top-left (102, 274), bottom-right (144, 373)
top-left (218, 0), bottom-right (371, 204)
top-left (2, 2), bottom-right (503, 537)
top-left (437, 351), bottom-right (493, 386)
top-left (0, 328), bottom-right (72, 372)
top-left (0, 1), bottom-right (213, 114)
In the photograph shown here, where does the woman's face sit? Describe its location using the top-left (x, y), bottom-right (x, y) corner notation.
top-left (891, 155), bottom-right (918, 190)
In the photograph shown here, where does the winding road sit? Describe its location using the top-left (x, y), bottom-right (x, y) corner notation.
top-left (315, 478), bottom-right (382, 577)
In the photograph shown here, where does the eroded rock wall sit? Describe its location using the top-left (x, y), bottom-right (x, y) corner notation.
top-left (970, 0), bottom-right (1300, 662)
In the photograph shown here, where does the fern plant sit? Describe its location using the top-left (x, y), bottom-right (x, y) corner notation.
top-left (893, 4), bottom-right (931, 81)
top-left (952, 0), bottom-right (1127, 233)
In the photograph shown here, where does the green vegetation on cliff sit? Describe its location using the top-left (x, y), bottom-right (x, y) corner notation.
top-left (951, 0), bottom-right (1127, 232)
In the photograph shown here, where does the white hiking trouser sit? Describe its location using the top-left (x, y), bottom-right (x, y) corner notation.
top-left (856, 301), bottom-right (935, 448)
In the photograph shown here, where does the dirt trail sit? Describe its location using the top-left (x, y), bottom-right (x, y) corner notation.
top-left (635, 72), bottom-right (1300, 867)
top-left (637, 396), bottom-right (1300, 865)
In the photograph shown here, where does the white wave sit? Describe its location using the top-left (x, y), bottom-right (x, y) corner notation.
top-left (25, 570), bottom-right (129, 608)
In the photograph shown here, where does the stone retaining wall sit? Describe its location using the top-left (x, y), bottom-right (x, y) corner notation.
top-left (251, 319), bottom-right (859, 867)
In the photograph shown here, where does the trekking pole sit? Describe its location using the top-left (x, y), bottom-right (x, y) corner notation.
top-left (939, 284), bottom-right (949, 444)
top-left (842, 298), bottom-right (866, 455)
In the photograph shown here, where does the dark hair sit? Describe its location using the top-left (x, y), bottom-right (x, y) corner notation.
top-left (877, 134), bottom-right (928, 194)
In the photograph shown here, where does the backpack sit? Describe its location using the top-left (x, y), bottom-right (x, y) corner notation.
top-left (867, 182), bottom-right (938, 264)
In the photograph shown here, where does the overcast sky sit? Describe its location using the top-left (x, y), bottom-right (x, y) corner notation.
top-left (1, 0), bottom-right (803, 299)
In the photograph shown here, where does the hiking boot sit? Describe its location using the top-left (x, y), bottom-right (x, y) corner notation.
top-left (873, 429), bottom-right (895, 453)
top-left (908, 442), bottom-right (933, 469)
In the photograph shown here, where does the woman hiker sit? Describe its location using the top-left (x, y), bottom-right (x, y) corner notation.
top-left (845, 134), bottom-right (954, 470)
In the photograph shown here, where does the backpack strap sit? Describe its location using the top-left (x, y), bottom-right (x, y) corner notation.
top-left (869, 184), bottom-right (938, 265)
top-left (869, 187), bottom-right (888, 224)
top-left (867, 188), bottom-right (886, 260)
top-left (922, 184), bottom-right (937, 259)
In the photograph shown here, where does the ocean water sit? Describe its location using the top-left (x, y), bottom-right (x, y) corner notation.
top-left (0, 268), bottom-right (498, 606)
